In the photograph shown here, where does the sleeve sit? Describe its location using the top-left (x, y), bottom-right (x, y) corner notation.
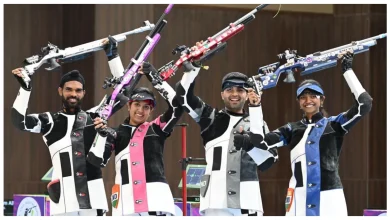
top-left (86, 54), bottom-right (130, 118)
top-left (175, 67), bottom-right (216, 133)
top-left (152, 81), bottom-right (184, 135)
top-left (87, 128), bottom-right (116, 168)
top-left (11, 87), bottom-right (52, 134)
top-left (246, 105), bottom-right (292, 166)
top-left (329, 69), bottom-right (373, 135)
top-left (107, 56), bottom-right (125, 78)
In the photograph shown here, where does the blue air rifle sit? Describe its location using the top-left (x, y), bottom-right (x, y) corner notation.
top-left (247, 33), bottom-right (387, 94)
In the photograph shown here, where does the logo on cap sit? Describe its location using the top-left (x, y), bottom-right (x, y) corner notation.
top-left (131, 94), bottom-right (145, 99)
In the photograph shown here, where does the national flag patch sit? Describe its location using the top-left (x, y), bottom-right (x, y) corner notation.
top-left (285, 188), bottom-right (294, 212)
top-left (111, 184), bottom-right (120, 208)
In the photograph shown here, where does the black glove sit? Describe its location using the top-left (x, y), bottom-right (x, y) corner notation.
top-left (249, 132), bottom-right (268, 150)
top-left (182, 60), bottom-right (202, 72)
top-left (104, 35), bottom-right (118, 61)
top-left (95, 120), bottom-right (117, 138)
top-left (142, 61), bottom-right (157, 75)
top-left (95, 119), bottom-right (108, 137)
top-left (341, 51), bottom-right (354, 73)
top-left (233, 130), bottom-right (254, 151)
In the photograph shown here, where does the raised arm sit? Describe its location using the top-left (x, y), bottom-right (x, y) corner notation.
top-left (140, 62), bottom-right (184, 134)
top-left (11, 68), bottom-right (52, 134)
top-left (104, 35), bottom-right (124, 79)
top-left (87, 117), bottom-right (116, 167)
top-left (329, 52), bottom-right (373, 134)
top-left (175, 64), bottom-right (216, 133)
top-left (86, 36), bottom-right (129, 118)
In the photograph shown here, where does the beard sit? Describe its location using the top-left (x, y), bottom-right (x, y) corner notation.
top-left (62, 96), bottom-right (82, 112)
top-left (222, 97), bottom-right (245, 113)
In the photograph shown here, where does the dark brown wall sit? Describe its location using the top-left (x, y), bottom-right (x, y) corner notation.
top-left (4, 4), bottom-right (386, 216)
top-left (4, 2), bottom-right (96, 207)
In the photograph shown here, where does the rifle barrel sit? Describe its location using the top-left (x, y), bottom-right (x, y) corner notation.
top-left (210, 4), bottom-right (269, 39)
top-left (318, 34), bottom-right (387, 55)
top-left (121, 24), bottom-right (155, 36)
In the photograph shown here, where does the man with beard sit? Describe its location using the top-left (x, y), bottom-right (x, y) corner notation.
top-left (175, 62), bottom-right (278, 216)
top-left (11, 69), bottom-right (110, 216)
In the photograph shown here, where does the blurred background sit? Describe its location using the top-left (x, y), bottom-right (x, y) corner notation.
top-left (3, 4), bottom-right (387, 216)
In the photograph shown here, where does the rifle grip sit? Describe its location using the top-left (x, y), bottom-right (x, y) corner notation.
top-left (96, 127), bottom-right (108, 137)
top-left (283, 70), bottom-right (296, 83)
top-left (45, 58), bottom-right (61, 71)
top-left (183, 61), bottom-right (195, 72)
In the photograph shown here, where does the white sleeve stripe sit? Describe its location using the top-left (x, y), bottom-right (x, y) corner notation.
top-left (343, 69), bottom-right (365, 99)
top-left (108, 56), bottom-right (124, 78)
top-left (90, 134), bottom-right (107, 160)
top-left (161, 107), bottom-right (177, 132)
top-left (267, 140), bottom-right (284, 149)
top-left (13, 87), bottom-right (31, 115)
top-left (179, 67), bottom-right (202, 120)
top-left (180, 67), bottom-right (201, 89)
top-left (43, 112), bottom-right (54, 137)
top-left (247, 147), bottom-right (275, 165)
top-left (340, 103), bottom-right (363, 133)
top-left (249, 105), bottom-right (264, 134)
top-left (24, 113), bottom-right (42, 133)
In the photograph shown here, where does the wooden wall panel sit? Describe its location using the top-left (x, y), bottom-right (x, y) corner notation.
top-left (367, 10), bottom-right (387, 210)
top-left (3, 4), bottom-right (95, 201)
top-left (4, 4), bottom-right (64, 200)
top-left (333, 14), bottom-right (371, 183)
top-left (333, 4), bottom-right (387, 215)
top-left (62, 5), bottom-right (96, 109)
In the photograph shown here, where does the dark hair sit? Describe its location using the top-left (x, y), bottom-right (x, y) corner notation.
top-left (298, 79), bottom-right (328, 117)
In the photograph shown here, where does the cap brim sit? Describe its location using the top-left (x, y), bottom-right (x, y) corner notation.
top-left (297, 84), bottom-right (324, 97)
top-left (129, 92), bottom-right (156, 106)
top-left (222, 79), bottom-right (249, 91)
top-left (225, 79), bottom-right (246, 84)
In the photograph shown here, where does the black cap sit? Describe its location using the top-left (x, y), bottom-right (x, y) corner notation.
top-left (221, 72), bottom-right (249, 91)
top-left (59, 70), bottom-right (85, 89)
top-left (128, 87), bottom-right (156, 107)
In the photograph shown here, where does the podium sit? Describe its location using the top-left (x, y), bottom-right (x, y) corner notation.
top-left (13, 194), bottom-right (50, 216)
top-left (363, 209), bottom-right (387, 216)
top-left (174, 201), bottom-right (201, 216)
top-left (174, 164), bottom-right (206, 216)
top-left (12, 167), bottom-right (53, 216)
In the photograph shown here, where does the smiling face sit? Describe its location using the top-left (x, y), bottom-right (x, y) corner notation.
top-left (127, 100), bottom-right (154, 126)
top-left (220, 86), bottom-right (248, 114)
top-left (58, 81), bottom-right (85, 113)
top-left (298, 90), bottom-right (325, 118)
